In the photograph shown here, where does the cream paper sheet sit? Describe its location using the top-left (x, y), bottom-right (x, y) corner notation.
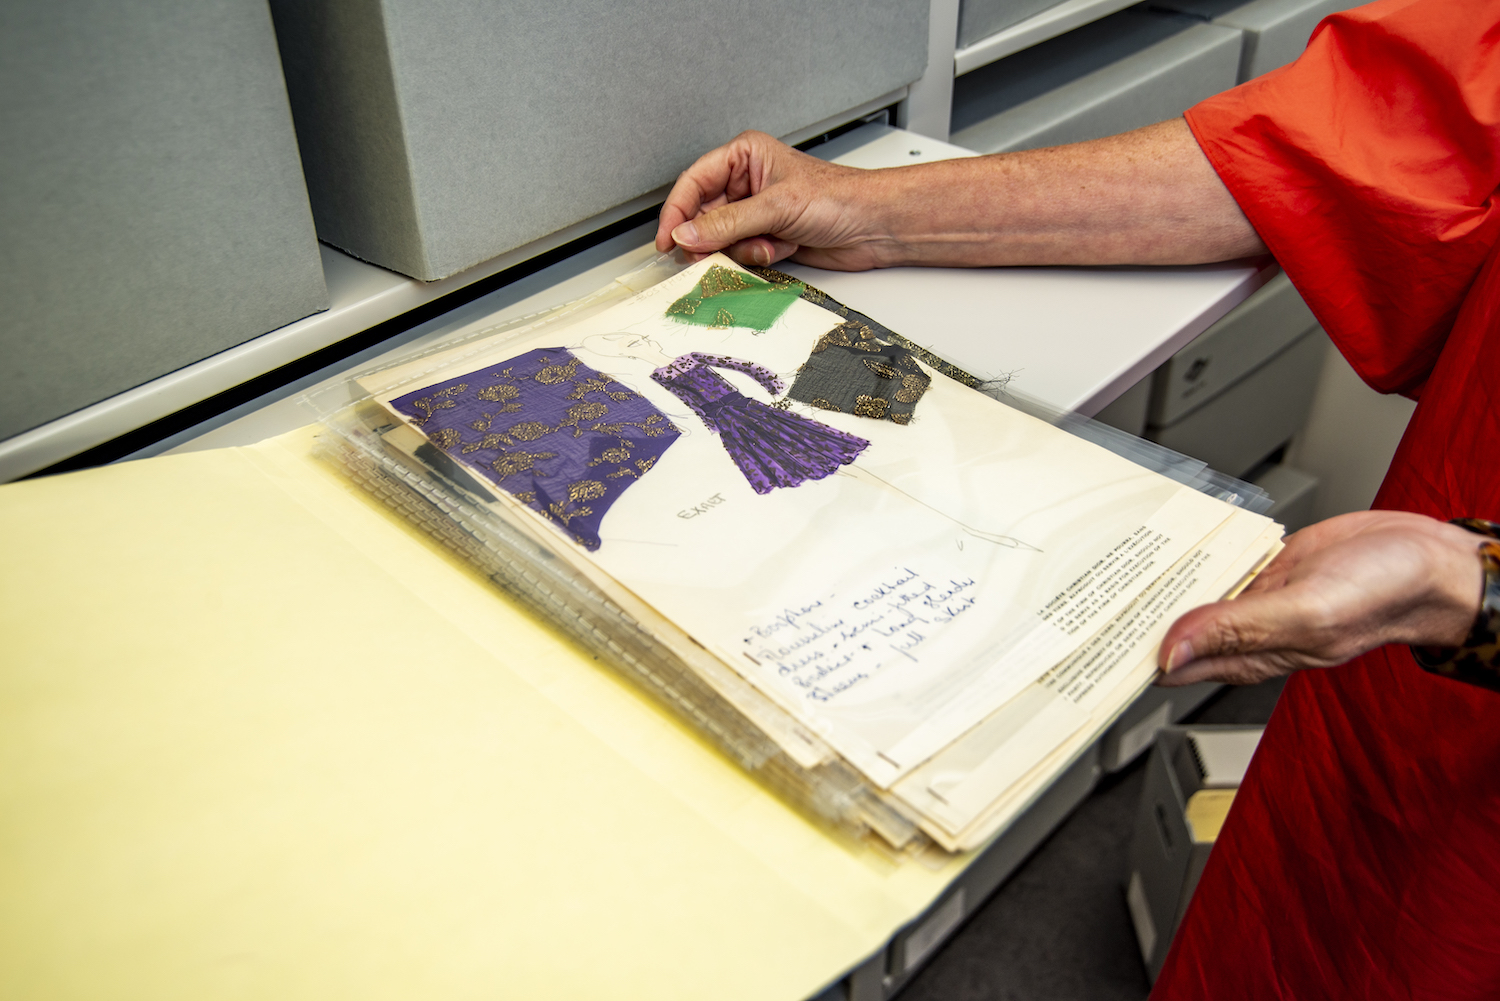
top-left (892, 512), bottom-right (1279, 848)
top-left (362, 254), bottom-right (1247, 788)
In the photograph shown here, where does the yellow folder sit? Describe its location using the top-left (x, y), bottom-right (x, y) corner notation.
top-left (0, 426), bottom-right (965, 1000)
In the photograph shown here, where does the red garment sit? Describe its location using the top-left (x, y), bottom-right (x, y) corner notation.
top-left (1156, 2), bottom-right (1500, 997)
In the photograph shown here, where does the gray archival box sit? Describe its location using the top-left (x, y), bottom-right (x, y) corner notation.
top-left (269, 0), bottom-right (929, 281)
top-left (1, 0), bottom-right (328, 443)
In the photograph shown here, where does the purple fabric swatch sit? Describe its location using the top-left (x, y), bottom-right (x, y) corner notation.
top-left (389, 347), bottom-right (680, 550)
top-left (651, 351), bottom-right (868, 494)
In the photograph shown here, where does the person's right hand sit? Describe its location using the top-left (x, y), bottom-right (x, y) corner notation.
top-left (654, 130), bottom-right (893, 272)
top-left (1156, 510), bottom-right (1485, 687)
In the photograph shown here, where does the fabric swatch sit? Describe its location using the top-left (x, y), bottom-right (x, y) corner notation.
top-left (787, 320), bottom-right (932, 425)
top-left (665, 264), bottom-right (804, 331)
top-left (750, 265), bottom-right (985, 389)
top-left (651, 351), bottom-right (868, 494)
top-left (390, 348), bottom-right (680, 550)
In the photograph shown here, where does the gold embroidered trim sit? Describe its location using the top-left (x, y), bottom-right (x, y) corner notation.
top-left (699, 264), bottom-right (752, 298)
top-left (589, 445), bottom-right (632, 467)
top-left (568, 479), bottom-right (607, 503)
top-left (477, 384), bottom-right (520, 404)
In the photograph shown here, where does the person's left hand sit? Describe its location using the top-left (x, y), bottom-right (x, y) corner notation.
top-left (1157, 510), bottom-right (1485, 687)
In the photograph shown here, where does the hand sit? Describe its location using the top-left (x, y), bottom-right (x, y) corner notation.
top-left (1157, 511), bottom-right (1485, 687)
top-left (655, 121), bottom-right (1267, 272)
top-left (654, 130), bottom-right (895, 271)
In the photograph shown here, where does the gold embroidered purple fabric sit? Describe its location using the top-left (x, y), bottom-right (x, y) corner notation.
top-left (389, 347), bottom-right (681, 550)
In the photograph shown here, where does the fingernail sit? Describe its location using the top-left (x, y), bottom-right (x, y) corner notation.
top-left (672, 222), bottom-right (699, 247)
top-left (752, 243), bottom-right (771, 265)
top-left (1165, 640), bottom-right (1194, 672)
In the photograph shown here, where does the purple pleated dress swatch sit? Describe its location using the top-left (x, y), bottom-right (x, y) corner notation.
top-left (389, 347), bottom-right (681, 550)
top-left (651, 351), bottom-right (869, 494)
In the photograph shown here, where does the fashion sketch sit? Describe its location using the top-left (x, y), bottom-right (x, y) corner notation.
top-left (651, 351), bottom-right (870, 493)
top-left (582, 332), bottom-right (1036, 550)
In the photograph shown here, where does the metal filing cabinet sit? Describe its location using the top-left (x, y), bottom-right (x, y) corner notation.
top-left (951, 6), bottom-right (1241, 153)
top-left (1148, 273), bottom-right (1318, 429)
top-left (1148, 328), bottom-right (1328, 478)
top-left (814, 745), bottom-right (1104, 1001)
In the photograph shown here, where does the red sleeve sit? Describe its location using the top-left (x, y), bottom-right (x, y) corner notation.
top-left (1184, 0), bottom-right (1500, 397)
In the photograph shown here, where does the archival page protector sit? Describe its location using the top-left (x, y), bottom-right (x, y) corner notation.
top-left (372, 256), bottom-right (1241, 789)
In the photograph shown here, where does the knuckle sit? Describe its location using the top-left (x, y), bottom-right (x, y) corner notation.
top-left (1209, 615), bottom-right (1264, 656)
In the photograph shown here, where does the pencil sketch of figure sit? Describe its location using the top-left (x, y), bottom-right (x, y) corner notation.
top-left (651, 350), bottom-right (871, 494)
top-left (581, 333), bottom-right (1036, 551)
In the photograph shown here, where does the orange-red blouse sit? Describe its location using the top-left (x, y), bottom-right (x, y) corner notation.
top-left (1157, 2), bottom-right (1500, 996)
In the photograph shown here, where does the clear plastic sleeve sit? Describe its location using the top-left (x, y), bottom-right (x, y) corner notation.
top-left (306, 253), bottom-right (1271, 853)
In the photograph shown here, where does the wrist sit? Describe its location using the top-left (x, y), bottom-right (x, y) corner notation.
top-left (1411, 519), bottom-right (1500, 692)
top-left (844, 166), bottom-right (922, 269)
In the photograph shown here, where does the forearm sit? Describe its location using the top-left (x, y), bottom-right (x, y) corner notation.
top-left (661, 120), bottom-right (1267, 270)
top-left (857, 119), bottom-right (1267, 268)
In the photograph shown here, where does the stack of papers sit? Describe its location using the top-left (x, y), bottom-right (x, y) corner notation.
top-left (326, 254), bottom-right (1282, 852)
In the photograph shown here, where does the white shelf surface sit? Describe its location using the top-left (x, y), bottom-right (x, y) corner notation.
top-left (955, 0), bottom-right (1143, 75)
top-left (153, 121), bottom-right (1268, 454)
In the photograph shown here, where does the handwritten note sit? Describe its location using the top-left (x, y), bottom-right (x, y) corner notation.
top-left (743, 567), bottom-right (981, 704)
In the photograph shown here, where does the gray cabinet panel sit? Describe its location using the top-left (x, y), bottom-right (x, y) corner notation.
top-left (0, 0), bottom-right (328, 442)
top-left (1149, 271), bottom-right (1318, 426)
top-left (951, 9), bottom-right (1241, 153)
top-left (958, 0), bottom-right (1069, 48)
top-left (1147, 327), bottom-right (1328, 478)
top-left (1159, 0), bottom-right (1356, 80)
top-left (271, 0), bottom-right (929, 281)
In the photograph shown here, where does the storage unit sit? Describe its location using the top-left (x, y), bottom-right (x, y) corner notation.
top-left (1148, 328), bottom-right (1328, 479)
top-left (0, 0), bottom-right (328, 443)
top-left (818, 744), bottom-right (1104, 1001)
top-left (1253, 462), bottom-right (1318, 533)
top-left (951, 7), bottom-right (1241, 153)
top-left (269, 0), bottom-right (928, 281)
top-left (1157, 0), bottom-right (1356, 80)
top-left (1142, 269), bottom-right (1327, 480)
top-left (1126, 725), bottom-right (1263, 980)
top-left (1148, 271), bottom-right (1318, 427)
top-left (1098, 681), bottom-right (1222, 773)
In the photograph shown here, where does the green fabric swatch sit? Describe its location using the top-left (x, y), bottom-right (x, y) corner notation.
top-left (665, 264), bottom-right (804, 331)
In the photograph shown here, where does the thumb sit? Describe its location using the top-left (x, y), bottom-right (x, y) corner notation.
top-left (671, 192), bottom-right (796, 255)
top-left (1156, 587), bottom-right (1317, 686)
